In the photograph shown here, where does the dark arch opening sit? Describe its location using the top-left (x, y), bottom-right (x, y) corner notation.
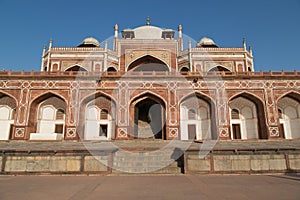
top-left (128, 55), bottom-right (169, 71)
top-left (208, 66), bottom-right (231, 72)
top-left (107, 67), bottom-right (117, 72)
top-left (130, 93), bottom-right (166, 139)
top-left (66, 65), bottom-right (88, 72)
top-left (180, 67), bottom-right (189, 74)
top-left (229, 93), bottom-right (268, 139)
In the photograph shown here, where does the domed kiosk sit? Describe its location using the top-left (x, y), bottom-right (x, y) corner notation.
top-left (196, 37), bottom-right (218, 47)
top-left (78, 37), bottom-right (100, 47)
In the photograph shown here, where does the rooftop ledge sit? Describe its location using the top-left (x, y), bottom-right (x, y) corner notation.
top-left (0, 70), bottom-right (299, 79)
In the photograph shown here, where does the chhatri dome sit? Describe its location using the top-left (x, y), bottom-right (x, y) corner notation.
top-left (196, 37), bottom-right (218, 47)
top-left (78, 37), bottom-right (100, 47)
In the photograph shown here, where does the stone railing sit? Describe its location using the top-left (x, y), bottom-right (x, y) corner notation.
top-left (0, 70), bottom-right (299, 79)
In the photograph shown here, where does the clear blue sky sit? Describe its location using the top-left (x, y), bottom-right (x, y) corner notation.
top-left (0, 0), bottom-right (299, 71)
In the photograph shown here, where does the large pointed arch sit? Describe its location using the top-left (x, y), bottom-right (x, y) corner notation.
top-left (0, 91), bottom-right (18, 105)
top-left (0, 92), bottom-right (17, 140)
top-left (28, 92), bottom-right (67, 140)
top-left (228, 92), bottom-right (267, 139)
top-left (127, 55), bottom-right (170, 72)
top-left (277, 91), bottom-right (300, 139)
top-left (79, 92), bottom-right (116, 140)
top-left (207, 65), bottom-right (231, 72)
top-left (277, 91), bottom-right (300, 104)
top-left (129, 92), bottom-right (166, 139)
top-left (65, 65), bottom-right (88, 72)
top-left (179, 92), bottom-right (217, 140)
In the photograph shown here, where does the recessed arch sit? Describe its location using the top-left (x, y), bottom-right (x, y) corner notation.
top-left (80, 92), bottom-right (116, 140)
top-left (129, 92), bottom-right (166, 139)
top-left (127, 55), bottom-right (170, 72)
top-left (277, 92), bottom-right (300, 139)
top-left (179, 91), bottom-right (216, 106)
top-left (80, 91), bottom-right (116, 106)
top-left (276, 91), bottom-right (300, 104)
top-left (207, 65), bottom-right (231, 72)
top-left (130, 91), bottom-right (167, 107)
top-left (0, 93), bottom-right (17, 140)
top-left (0, 91), bottom-right (18, 106)
top-left (29, 92), bottom-right (67, 140)
top-left (229, 92), bottom-right (267, 139)
top-left (180, 92), bottom-right (217, 140)
top-left (65, 65), bottom-right (88, 72)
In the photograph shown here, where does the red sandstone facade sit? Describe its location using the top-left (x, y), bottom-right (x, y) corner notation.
top-left (0, 23), bottom-right (299, 141)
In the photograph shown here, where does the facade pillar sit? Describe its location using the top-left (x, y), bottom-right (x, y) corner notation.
top-left (15, 81), bottom-right (31, 140)
top-left (116, 81), bottom-right (129, 139)
top-left (215, 81), bottom-right (231, 140)
top-left (167, 85), bottom-right (179, 140)
top-left (65, 81), bottom-right (79, 140)
top-left (264, 84), bottom-right (280, 139)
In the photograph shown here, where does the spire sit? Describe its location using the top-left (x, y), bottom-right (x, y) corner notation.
top-left (146, 16), bottom-right (150, 26)
top-left (243, 38), bottom-right (246, 50)
top-left (178, 25), bottom-right (182, 38)
top-left (249, 45), bottom-right (253, 56)
top-left (114, 24), bottom-right (118, 38)
top-left (49, 39), bottom-right (53, 50)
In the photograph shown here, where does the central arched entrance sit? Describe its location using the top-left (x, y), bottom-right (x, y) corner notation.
top-left (127, 55), bottom-right (169, 72)
top-left (130, 94), bottom-right (166, 139)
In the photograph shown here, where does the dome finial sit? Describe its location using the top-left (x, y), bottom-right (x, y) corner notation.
top-left (146, 16), bottom-right (150, 25)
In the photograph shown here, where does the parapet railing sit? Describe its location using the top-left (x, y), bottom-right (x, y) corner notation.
top-left (0, 70), bottom-right (299, 78)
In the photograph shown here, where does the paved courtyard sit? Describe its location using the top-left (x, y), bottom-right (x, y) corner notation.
top-left (0, 174), bottom-right (299, 200)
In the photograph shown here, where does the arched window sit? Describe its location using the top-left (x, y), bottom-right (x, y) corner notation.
top-left (188, 109), bottom-right (196, 120)
top-left (180, 67), bottom-right (189, 74)
top-left (87, 106), bottom-right (98, 120)
top-left (0, 106), bottom-right (11, 120)
top-left (231, 109), bottom-right (240, 119)
top-left (100, 109), bottom-right (109, 120)
top-left (41, 106), bottom-right (55, 120)
top-left (107, 67), bottom-right (117, 72)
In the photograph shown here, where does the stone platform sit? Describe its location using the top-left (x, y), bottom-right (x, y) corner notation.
top-left (0, 139), bottom-right (299, 175)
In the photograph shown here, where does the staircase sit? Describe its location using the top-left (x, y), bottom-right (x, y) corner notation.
top-left (137, 120), bottom-right (154, 139)
top-left (112, 149), bottom-right (183, 174)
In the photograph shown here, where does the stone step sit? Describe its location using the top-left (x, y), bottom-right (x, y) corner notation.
top-left (113, 161), bottom-right (178, 168)
top-left (114, 150), bottom-right (175, 156)
top-left (112, 166), bottom-right (182, 174)
top-left (137, 120), bottom-right (154, 139)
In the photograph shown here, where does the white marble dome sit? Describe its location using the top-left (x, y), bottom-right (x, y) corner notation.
top-left (134, 26), bottom-right (163, 39)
